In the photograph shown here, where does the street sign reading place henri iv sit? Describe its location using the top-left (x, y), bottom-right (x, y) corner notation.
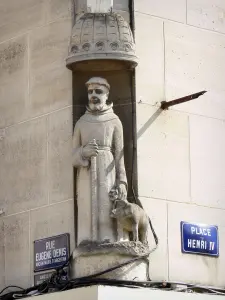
top-left (34, 233), bottom-right (70, 272)
top-left (181, 222), bottom-right (219, 257)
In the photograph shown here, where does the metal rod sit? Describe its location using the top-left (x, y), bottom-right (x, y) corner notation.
top-left (161, 91), bottom-right (207, 110)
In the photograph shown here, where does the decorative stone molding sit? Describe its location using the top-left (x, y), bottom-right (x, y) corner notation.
top-left (66, 12), bottom-right (138, 71)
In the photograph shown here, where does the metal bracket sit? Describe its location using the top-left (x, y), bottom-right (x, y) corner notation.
top-left (161, 91), bottom-right (207, 110)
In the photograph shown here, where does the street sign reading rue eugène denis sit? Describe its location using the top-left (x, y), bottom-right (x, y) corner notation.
top-left (34, 233), bottom-right (70, 272)
top-left (181, 222), bottom-right (219, 257)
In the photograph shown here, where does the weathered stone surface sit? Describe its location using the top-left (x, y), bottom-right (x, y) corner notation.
top-left (190, 115), bottom-right (225, 209)
top-left (45, 0), bottom-right (73, 23)
top-left (75, 241), bottom-right (149, 256)
top-left (74, 0), bottom-right (87, 14)
top-left (113, 0), bottom-right (129, 11)
top-left (30, 199), bottom-right (74, 242)
top-left (0, 219), bottom-right (5, 290)
top-left (0, 34), bottom-right (28, 128)
top-left (48, 107), bottom-right (73, 204)
top-left (0, 0), bottom-right (72, 43)
top-left (72, 252), bottom-right (148, 280)
top-left (72, 242), bottom-right (149, 281)
top-left (30, 200), bottom-right (75, 274)
top-left (165, 21), bottom-right (225, 120)
top-left (136, 104), bottom-right (190, 202)
top-left (140, 197), bottom-right (168, 281)
top-left (86, 0), bottom-right (112, 12)
top-left (113, 10), bottom-right (130, 23)
top-left (134, 0), bottom-right (186, 23)
top-left (135, 13), bottom-right (164, 105)
top-left (75, 0), bottom-right (129, 14)
top-left (4, 212), bottom-right (30, 288)
top-left (168, 202), bottom-right (225, 287)
top-left (0, 0), bottom-right (45, 43)
top-left (30, 19), bottom-right (72, 117)
top-left (0, 117), bottom-right (47, 215)
top-left (67, 13), bottom-right (137, 71)
top-left (187, 0), bottom-right (225, 34)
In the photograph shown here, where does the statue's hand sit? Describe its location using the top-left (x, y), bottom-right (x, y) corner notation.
top-left (118, 183), bottom-right (127, 201)
top-left (82, 140), bottom-right (99, 159)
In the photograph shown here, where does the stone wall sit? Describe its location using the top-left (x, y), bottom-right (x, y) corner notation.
top-left (0, 0), bottom-right (74, 289)
top-left (1, 0), bottom-right (225, 291)
top-left (135, 0), bottom-right (225, 287)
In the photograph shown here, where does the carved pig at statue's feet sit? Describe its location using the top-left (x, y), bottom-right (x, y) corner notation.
top-left (110, 199), bottom-right (149, 245)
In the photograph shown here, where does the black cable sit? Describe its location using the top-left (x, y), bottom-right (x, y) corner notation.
top-left (3, 276), bottom-right (225, 300)
top-left (0, 287), bottom-right (24, 296)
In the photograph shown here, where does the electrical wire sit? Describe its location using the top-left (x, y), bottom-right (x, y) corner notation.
top-left (2, 274), bottom-right (225, 300)
top-left (0, 287), bottom-right (24, 296)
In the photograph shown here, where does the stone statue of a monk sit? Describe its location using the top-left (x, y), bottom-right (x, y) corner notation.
top-left (73, 77), bottom-right (127, 245)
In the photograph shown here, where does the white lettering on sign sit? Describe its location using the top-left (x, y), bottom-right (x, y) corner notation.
top-left (46, 240), bottom-right (55, 250)
top-left (36, 259), bottom-right (52, 267)
top-left (35, 240), bottom-right (67, 266)
top-left (188, 239), bottom-right (207, 250)
top-left (53, 248), bottom-right (67, 258)
top-left (190, 226), bottom-right (211, 236)
top-left (52, 257), bottom-right (67, 263)
top-left (36, 251), bottom-right (52, 261)
top-left (210, 242), bottom-right (215, 251)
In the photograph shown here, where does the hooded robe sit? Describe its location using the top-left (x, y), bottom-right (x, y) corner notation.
top-left (73, 105), bottom-right (127, 245)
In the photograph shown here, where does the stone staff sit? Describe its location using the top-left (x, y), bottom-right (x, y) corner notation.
top-left (91, 139), bottom-right (98, 240)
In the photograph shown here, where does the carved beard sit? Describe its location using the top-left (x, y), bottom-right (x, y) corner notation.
top-left (88, 102), bottom-right (105, 111)
top-left (88, 96), bottom-right (109, 111)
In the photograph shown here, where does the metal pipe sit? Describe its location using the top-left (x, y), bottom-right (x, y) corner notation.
top-left (161, 91), bottom-right (207, 110)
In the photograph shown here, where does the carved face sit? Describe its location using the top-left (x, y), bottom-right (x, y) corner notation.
top-left (87, 83), bottom-right (109, 111)
top-left (109, 188), bottom-right (119, 202)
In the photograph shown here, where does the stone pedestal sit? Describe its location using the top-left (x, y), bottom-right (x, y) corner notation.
top-left (70, 241), bottom-right (150, 281)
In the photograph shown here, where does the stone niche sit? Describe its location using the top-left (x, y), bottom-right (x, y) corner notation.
top-left (67, 12), bottom-right (139, 214)
top-left (72, 70), bottom-right (137, 198)
top-left (66, 9), bottom-right (149, 281)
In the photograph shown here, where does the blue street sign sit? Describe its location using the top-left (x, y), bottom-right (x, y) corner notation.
top-left (34, 269), bottom-right (68, 285)
top-left (181, 222), bottom-right (219, 257)
top-left (34, 233), bottom-right (70, 272)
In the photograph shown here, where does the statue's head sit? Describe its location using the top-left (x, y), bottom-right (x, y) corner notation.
top-left (86, 77), bottom-right (110, 111)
